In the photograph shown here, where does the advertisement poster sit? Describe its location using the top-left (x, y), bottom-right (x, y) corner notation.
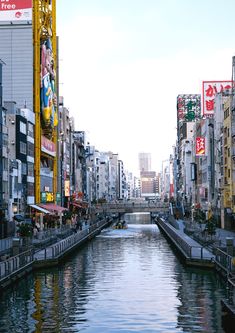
top-left (202, 81), bottom-right (232, 117)
top-left (196, 137), bottom-right (206, 156)
top-left (177, 94), bottom-right (201, 122)
top-left (0, 0), bottom-right (32, 22)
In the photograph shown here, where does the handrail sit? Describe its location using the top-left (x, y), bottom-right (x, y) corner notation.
top-left (214, 247), bottom-right (235, 275)
top-left (37, 220), bottom-right (107, 260)
top-left (0, 237), bottom-right (13, 253)
top-left (157, 219), bottom-right (212, 260)
top-left (0, 249), bottom-right (34, 281)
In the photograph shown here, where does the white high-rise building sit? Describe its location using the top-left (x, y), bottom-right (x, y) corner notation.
top-left (138, 153), bottom-right (151, 172)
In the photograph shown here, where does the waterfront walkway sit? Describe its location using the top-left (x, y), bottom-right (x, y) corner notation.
top-left (0, 218), bottom-right (111, 289)
top-left (156, 218), bottom-right (215, 267)
top-left (156, 217), bottom-right (235, 273)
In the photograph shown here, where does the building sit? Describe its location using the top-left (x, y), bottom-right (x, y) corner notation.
top-left (6, 103), bottom-right (35, 220)
top-left (0, 59), bottom-right (8, 238)
top-left (138, 153), bottom-right (151, 172)
top-left (0, 2), bottom-right (62, 218)
top-left (118, 160), bottom-right (127, 200)
top-left (140, 171), bottom-right (157, 200)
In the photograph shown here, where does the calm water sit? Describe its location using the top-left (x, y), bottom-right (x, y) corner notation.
top-left (0, 213), bottom-right (231, 333)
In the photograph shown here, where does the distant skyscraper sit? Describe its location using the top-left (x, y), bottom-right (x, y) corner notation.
top-left (138, 153), bottom-right (151, 172)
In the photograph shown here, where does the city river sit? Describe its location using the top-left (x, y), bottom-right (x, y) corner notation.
top-left (0, 213), bottom-right (231, 333)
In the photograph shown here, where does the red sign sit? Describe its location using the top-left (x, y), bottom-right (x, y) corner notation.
top-left (0, 0), bottom-right (32, 21)
top-left (196, 137), bottom-right (205, 156)
top-left (202, 81), bottom-right (232, 117)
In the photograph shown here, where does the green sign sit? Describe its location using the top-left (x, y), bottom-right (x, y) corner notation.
top-left (56, 193), bottom-right (61, 204)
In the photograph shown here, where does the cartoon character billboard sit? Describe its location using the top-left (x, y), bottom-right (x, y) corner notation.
top-left (40, 38), bottom-right (58, 130)
top-left (0, 0), bottom-right (32, 22)
top-left (202, 81), bottom-right (232, 118)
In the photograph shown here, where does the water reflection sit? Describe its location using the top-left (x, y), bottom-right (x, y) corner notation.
top-left (0, 213), bottom-right (231, 333)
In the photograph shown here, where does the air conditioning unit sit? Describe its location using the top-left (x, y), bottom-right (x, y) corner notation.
top-left (11, 140), bottom-right (15, 145)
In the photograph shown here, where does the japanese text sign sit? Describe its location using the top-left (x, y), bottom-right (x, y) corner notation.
top-left (177, 94), bottom-right (201, 122)
top-left (196, 137), bottom-right (205, 156)
top-left (202, 81), bottom-right (232, 117)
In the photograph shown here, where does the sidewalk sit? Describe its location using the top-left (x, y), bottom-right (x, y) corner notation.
top-left (178, 218), bottom-right (235, 248)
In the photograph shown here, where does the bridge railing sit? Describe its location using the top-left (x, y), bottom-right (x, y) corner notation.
top-left (95, 202), bottom-right (169, 211)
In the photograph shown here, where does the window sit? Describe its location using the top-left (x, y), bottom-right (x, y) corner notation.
top-left (2, 133), bottom-right (8, 146)
top-left (2, 157), bottom-right (8, 171)
top-left (27, 142), bottom-right (34, 158)
top-left (28, 162), bottom-right (34, 177)
top-left (20, 121), bottom-right (26, 134)
top-left (27, 182), bottom-right (34, 196)
top-left (28, 123), bottom-right (34, 138)
top-left (20, 141), bottom-right (26, 154)
top-left (22, 163), bottom-right (27, 175)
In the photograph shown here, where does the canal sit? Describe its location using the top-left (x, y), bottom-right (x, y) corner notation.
top-left (0, 213), bottom-right (231, 333)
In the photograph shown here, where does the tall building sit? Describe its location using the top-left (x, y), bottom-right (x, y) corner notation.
top-left (138, 152), bottom-right (151, 172)
top-left (0, 2), bottom-right (60, 219)
top-left (0, 59), bottom-right (8, 237)
top-left (140, 171), bottom-right (157, 199)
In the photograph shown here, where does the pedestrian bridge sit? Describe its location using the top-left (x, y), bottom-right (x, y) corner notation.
top-left (94, 202), bottom-right (169, 215)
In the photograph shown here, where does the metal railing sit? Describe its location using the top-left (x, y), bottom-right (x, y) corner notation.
top-left (0, 237), bottom-right (12, 254)
top-left (157, 219), bottom-right (212, 261)
top-left (0, 249), bottom-right (34, 281)
top-left (36, 220), bottom-right (108, 261)
top-left (214, 247), bottom-right (235, 276)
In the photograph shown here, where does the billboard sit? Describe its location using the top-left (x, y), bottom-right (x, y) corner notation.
top-left (202, 81), bottom-right (232, 117)
top-left (196, 137), bottom-right (205, 156)
top-left (0, 0), bottom-right (32, 22)
top-left (177, 94), bottom-right (201, 122)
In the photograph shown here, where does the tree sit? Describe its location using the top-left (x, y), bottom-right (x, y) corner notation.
top-left (18, 223), bottom-right (32, 238)
top-left (205, 215), bottom-right (216, 238)
top-left (193, 208), bottom-right (206, 226)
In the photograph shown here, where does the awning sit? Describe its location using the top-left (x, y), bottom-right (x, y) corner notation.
top-left (72, 202), bottom-right (83, 208)
top-left (38, 203), bottom-right (68, 213)
top-left (30, 204), bottom-right (51, 214)
top-left (13, 214), bottom-right (25, 222)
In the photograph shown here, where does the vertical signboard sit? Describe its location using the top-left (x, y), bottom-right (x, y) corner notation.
top-left (202, 81), bottom-right (232, 118)
top-left (177, 94), bottom-right (201, 122)
top-left (0, 0), bottom-right (32, 22)
top-left (196, 137), bottom-right (206, 156)
top-left (64, 180), bottom-right (70, 197)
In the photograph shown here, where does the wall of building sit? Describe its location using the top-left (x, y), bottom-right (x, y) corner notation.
top-left (0, 25), bottom-right (33, 110)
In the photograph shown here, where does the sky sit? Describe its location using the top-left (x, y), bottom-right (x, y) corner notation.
top-left (57, 0), bottom-right (235, 176)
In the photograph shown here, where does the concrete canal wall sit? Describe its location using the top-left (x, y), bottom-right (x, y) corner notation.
top-left (156, 218), bottom-right (215, 268)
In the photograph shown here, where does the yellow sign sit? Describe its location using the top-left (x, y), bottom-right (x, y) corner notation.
top-left (41, 192), bottom-right (54, 203)
top-left (64, 180), bottom-right (70, 197)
